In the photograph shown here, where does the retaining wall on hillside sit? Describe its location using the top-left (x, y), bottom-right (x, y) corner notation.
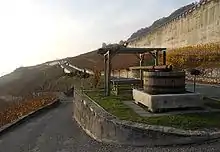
top-left (73, 89), bottom-right (220, 146)
top-left (129, 0), bottom-right (220, 48)
top-left (112, 68), bottom-right (220, 84)
top-left (186, 68), bottom-right (220, 84)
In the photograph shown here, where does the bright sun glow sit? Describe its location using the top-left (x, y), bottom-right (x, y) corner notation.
top-left (0, 0), bottom-right (83, 76)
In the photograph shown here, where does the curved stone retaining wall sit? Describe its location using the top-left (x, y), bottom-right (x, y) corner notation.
top-left (73, 90), bottom-right (220, 146)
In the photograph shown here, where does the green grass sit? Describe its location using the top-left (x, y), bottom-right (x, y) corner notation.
top-left (86, 91), bottom-right (220, 130)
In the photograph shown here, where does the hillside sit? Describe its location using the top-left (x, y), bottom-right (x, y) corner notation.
top-left (66, 49), bottom-right (156, 71)
top-left (0, 2), bottom-right (197, 98)
top-left (127, 2), bottom-right (196, 42)
top-left (0, 98), bottom-right (12, 111)
top-left (67, 50), bottom-right (141, 71)
top-left (0, 64), bottom-right (66, 96)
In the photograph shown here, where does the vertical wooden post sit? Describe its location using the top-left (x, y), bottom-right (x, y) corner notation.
top-left (104, 54), bottom-right (107, 95)
top-left (193, 75), bottom-right (196, 92)
top-left (106, 51), bottom-right (112, 96)
top-left (106, 52), bottom-right (110, 96)
top-left (139, 54), bottom-right (144, 88)
top-left (163, 50), bottom-right (166, 65)
top-left (155, 50), bottom-right (159, 66)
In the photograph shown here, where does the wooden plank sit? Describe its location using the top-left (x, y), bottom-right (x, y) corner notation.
top-left (97, 47), bottom-right (167, 55)
top-left (140, 54), bottom-right (144, 88)
top-left (117, 48), bottom-right (167, 54)
top-left (155, 51), bottom-right (159, 66)
top-left (111, 80), bottom-right (141, 85)
top-left (106, 51), bottom-right (112, 96)
top-left (104, 54), bottom-right (107, 95)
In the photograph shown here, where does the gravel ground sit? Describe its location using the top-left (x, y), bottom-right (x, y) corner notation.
top-left (0, 100), bottom-right (220, 152)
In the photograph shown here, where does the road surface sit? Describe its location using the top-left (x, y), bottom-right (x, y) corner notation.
top-left (186, 83), bottom-right (220, 99)
top-left (0, 99), bottom-right (220, 152)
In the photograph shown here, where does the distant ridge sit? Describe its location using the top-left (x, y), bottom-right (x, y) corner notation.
top-left (127, 2), bottom-right (197, 42)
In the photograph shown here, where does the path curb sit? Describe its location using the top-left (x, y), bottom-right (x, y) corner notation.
top-left (0, 99), bottom-right (60, 136)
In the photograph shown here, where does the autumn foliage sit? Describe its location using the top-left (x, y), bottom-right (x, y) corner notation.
top-left (167, 43), bottom-right (220, 69)
top-left (0, 93), bottom-right (57, 127)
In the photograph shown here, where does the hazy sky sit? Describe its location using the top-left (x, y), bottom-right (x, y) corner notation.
top-left (0, 0), bottom-right (195, 76)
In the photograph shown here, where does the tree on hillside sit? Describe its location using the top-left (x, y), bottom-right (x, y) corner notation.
top-left (102, 43), bottom-right (107, 48)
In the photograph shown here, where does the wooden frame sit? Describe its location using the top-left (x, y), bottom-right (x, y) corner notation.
top-left (98, 46), bottom-right (167, 96)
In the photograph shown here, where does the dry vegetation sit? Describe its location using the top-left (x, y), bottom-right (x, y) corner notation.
top-left (0, 93), bottom-right (56, 127)
top-left (167, 43), bottom-right (220, 69)
top-left (0, 64), bottom-right (67, 127)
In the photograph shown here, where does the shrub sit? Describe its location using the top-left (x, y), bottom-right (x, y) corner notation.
top-left (92, 68), bottom-right (101, 88)
top-left (0, 93), bottom-right (56, 127)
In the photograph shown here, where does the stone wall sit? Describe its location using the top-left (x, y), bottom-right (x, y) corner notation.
top-left (111, 68), bottom-right (220, 84)
top-left (111, 69), bottom-right (133, 78)
top-left (186, 68), bottom-right (220, 84)
top-left (129, 0), bottom-right (220, 48)
top-left (73, 89), bottom-right (218, 146)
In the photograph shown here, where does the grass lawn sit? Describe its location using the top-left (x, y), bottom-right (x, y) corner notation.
top-left (86, 91), bottom-right (220, 130)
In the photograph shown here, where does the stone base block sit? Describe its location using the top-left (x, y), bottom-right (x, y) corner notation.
top-left (133, 89), bottom-right (203, 113)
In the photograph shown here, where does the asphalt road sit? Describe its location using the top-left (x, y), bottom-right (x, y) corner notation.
top-left (186, 83), bottom-right (220, 99)
top-left (1, 99), bottom-right (220, 152)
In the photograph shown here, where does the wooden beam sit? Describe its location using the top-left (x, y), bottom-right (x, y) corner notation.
top-left (117, 47), bottom-right (167, 54)
top-left (97, 47), bottom-right (167, 55)
top-left (148, 51), bottom-right (156, 59)
top-left (139, 54), bottom-right (144, 88)
top-left (135, 53), bottom-right (141, 60)
top-left (106, 52), bottom-right (110, 96)
top-left (155, 51), bottom-right (159, 66)
top-left (104, 54), bottom-right (107, 95)
top-left (106, 51), bottom-right (112, 96)
top-left (103, 50), bottom-right (114, 96)
top-left (163, 50), bottom-right (166, 65)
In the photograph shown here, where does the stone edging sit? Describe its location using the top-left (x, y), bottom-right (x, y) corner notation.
top-left (0, 99), bottom-right (60, 136)
top-left (73, 90), bottom-right (220, 146)
top-left (206, 97), bottom-right (220, 102)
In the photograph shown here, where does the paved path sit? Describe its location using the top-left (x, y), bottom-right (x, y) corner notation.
top-left (122, 101), bottom-right (150, 117)
top-left (1, 99), bottom-right (220, 151)
top-left (186, 83), bottom-right (220, 99)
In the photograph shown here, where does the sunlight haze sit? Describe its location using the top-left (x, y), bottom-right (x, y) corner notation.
top-left (0, 0), bottom-right (195, 76)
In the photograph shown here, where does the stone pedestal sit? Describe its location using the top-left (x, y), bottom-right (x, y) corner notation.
top-left (133, 89), bottom-right (203, 113)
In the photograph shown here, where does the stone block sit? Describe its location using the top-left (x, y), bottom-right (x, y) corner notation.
top-left (133, 89), bottom-right (203, 113)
